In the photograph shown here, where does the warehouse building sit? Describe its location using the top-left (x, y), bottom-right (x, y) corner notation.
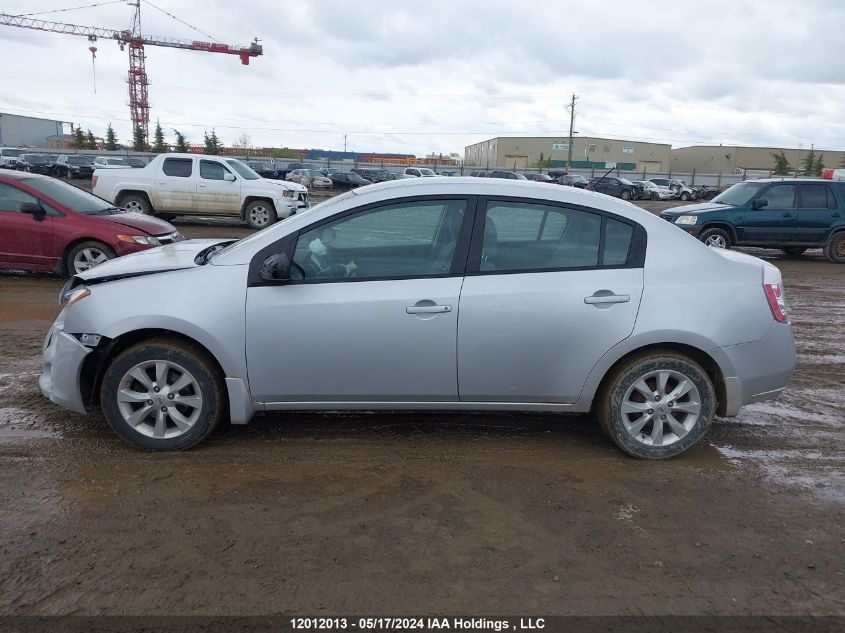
top-left (671, 144), bottom-right (845, 175)
top-left (464, 136), bottom-right (672, 171)
top-left (0, 112), bottom-right (70, 148)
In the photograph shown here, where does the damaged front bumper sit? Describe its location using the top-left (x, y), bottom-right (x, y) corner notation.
top-left (39, 324), bottom-right (92, 415)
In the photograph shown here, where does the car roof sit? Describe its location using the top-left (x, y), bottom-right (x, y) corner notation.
top-left (0, 169), bottom-right (51, 181)
top-left (740, 177), bottom-right (831, 184)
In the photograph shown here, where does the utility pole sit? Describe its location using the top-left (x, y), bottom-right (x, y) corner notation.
top-left (566, 93), bottom-right (578, 170)
top-left (343, 134), bottom-right (347, 153)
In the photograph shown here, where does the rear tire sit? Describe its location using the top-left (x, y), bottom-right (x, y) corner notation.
top-left (680, 192), bottom-right (691, 201)
top-left (65, 240), bottom-right (115, 275)
top-left (596, 351), bottom-right (716, 459)
top-left (620, 190), bottom-right (632, 200)
top-left (651, 192), bottom-right (659, 200)
top-left (699, 227), bottom-right (731, 249)
top-left (245, 200), bottom-right (277, 230)
top-left (120, 193), bottom-right (152, 215)
top-left (823, 232), bottom-right (845, 264)
top-left (100, 338), bottom-right (225, 451)
top-left (781, 247), bottom-right (807, 257)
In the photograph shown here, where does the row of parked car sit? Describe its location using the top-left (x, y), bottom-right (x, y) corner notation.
top-left (0, 149), bottom-right (149, 178)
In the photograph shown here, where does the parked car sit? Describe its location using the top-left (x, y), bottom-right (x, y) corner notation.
top-left (56, 155), bottom-right (95, 179)
top-left (15, 154), bottom-right (54, 175)
top-left (523, 173), bottom-right (555, 183)
top-left (124, 157), bottom-right (147, 169)
top-left (648, 178), bottom-right (696, 201)
top-left (382, 173), bottom-right (415, 181)
top-left (481, 170), bottom-right (528, 180)
top-left (93, 157), bottom-right (132, 170)
top-left (634, 180), bottom-right (674, 200)
top-left (0, 170), bottom-right (181, 275)
top-left (659, 178), bottom-right (845, 263)
top-left (288, 169), bottom-right (333, 188)
top-left (404, 167), bottom-right (437, 177)
top-left (276, 162), bottom-right (310, 180)
top-left (557, 174), bottom-right (589, 188)
top-left (329, 171), bottom-right (372, 189)
top-left (246, 160), bottom-right (279, 179)
top-left (0, 147), bottom-right (25, 169)
top-left (548, 170), bottom-right (568, 180)
top-left (352, 168), bottom-right (390, 182)
top-left (40, 178), bottom-right (795, 457)
top-left (92, 153), bottom-right (308, 230)
top-left (629, 181), bottom-right (648, 200)
top-left (587, 176), bottom-right (637, 200)
top-left (439, 170), bottom-right (461, 177)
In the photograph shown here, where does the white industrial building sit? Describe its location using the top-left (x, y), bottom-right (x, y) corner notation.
top-left (0, 112), bottom-right (70, 148)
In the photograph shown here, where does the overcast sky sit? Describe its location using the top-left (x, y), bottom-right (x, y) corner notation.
top-left (1, 0), bottom-right (844, 156)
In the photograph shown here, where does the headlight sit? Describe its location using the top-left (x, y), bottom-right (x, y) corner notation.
top-left (675, 215), bottom-right (697, 225)
top-left (117, 234), bottom-right (161, 245)
top-left (282, 190), bottom-right (294, 198)
top-left (60, 286), bottom-right (90, 307)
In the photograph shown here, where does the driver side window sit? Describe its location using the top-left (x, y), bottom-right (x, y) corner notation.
top-left (0, 183), bottom-right (37, 213)
top-left (761, 184), bottom-right (795, 209)
top-left (290, 199), bottom-right (467, 282)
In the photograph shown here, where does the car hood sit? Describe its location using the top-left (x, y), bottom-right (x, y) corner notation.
top-left (263, 178), bottom-right (307, 192)
top-left (72, 239), bottom-right (230, 284)
top-left (663, 202), bottom-right (732, 215)
top-left (97, 211), bottom-right (175, 235)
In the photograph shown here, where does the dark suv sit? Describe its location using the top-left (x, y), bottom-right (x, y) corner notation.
top-left (660, 178), bottom-right (845, 263)
top-left (587, 176), bottom-right (637, 200)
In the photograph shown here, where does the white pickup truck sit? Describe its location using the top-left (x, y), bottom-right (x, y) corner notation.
top-left (92, 153), bottom-right (309, 230)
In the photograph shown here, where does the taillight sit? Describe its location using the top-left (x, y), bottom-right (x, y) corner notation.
top-left (92, 175), bottom-right (98, 188)
top-left (764, 282), bottom-right (788, 323)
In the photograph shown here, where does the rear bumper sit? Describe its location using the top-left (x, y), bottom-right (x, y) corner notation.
top-left (39, 326), bottom-right (91, 415)
top-left (713, 322), bottom-right (796, 416)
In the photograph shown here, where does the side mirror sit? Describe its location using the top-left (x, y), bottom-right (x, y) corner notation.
top-left (20, 202), bottom-right (46, 221)
top-left (259, 253), bottom-right (291, 283)
top-left (752, 198), bottom-right (768, 209)
top-left (224, 172), bottom-right (236, 182)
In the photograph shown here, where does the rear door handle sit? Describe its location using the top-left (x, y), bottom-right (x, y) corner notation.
top-left (782, 212), bottom-right (793, 217)
top-left (584, 294), bottom-right (630, 305)
top-left (406, 305), bottom-right (451, 314)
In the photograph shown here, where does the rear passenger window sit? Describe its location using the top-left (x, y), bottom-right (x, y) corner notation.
top-left (162, 158), bottom-right (192, 178)
top-left (604, 218), bottom-right (634, 265)
top-left (800, 184), bottom-right (837, 209)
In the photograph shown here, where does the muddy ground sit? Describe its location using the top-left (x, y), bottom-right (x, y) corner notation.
top-left (0, 198), bottom-right (843, 616)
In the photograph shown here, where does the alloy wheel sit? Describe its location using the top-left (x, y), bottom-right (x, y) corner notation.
top-left (704, 234), bottom-right (727, 248)
top-left (249, 204), bottom-right (271, 227)
top-left (124, 199), bottom-right (145, 213)
top-left (116, 360), bottom-right (203, 439)
top-left (621, 369), bottom-right (701, 447)
top-left (72, 247), bottom-right (109, 273)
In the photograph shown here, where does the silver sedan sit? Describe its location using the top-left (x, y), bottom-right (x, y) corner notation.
top-left (40, 178), bottom-right (796, 457)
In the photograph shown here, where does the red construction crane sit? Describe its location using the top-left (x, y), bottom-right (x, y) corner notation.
top-left (0, 1), bottom-right (263, 144)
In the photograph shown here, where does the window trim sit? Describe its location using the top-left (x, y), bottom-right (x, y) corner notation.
top-left (247, 194), bottom-right (478, 287)
top-left (199, 158), bottom-right (232, 181)
top-left (161, 157), bottom-right (194, 178)
top-left (465, 195), bottom-right (646, 276)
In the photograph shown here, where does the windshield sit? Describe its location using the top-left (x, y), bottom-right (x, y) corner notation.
top-left (307, 170), bottom-right (324, 177)
top-left (226, 159), bottom-right (260, 180)
top-left (250, 162), bottom-right (271, 170)
top-left (68, 156), bottom-right (92, 165)
top-left (106, 158), bottom-right (129, 166)
top-left (418, 168), bottom-right (436, 176)
top-left (711, 182), bottom-right (767, 206)
top-left (22, 154), bottom-right (47, 163)
top-left (21, 177), bottom-right (114, 214)
top-left (210, 191), bottom-right (358, 261)
top-left (2, 149), bottom-right (23, 157)
top-left (619, 178), bottom-right (634, 185)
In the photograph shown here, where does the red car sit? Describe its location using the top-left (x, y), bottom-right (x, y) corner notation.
top-left (0, 170), bottom-right (182, 275)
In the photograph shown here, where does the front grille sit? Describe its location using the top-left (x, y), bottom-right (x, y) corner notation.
top-left (156, 231), bottom-right (180, 244)
top-left (297, 192), bottom-right (309, 205)
top-left (659, 214), bottom-right (674, 221)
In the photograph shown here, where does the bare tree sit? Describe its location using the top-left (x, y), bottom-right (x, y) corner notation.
top-left (232, 131), bottom-right (253, 158)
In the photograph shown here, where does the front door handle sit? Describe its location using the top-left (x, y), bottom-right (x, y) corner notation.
top-left (406, 304), bottom-right (451, 314)
top-left (584, 293), bottom-right (630, 305)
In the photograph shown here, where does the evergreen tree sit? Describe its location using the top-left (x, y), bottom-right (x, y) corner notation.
top-left (105, 124), bottom-right (118, 151)
top-left (152, 121), bottom-right (167, 153)
top-left (801, 148), bottom-right (816, 176)
top-left (73, 127), bottom-right (85, 149)
top-left (203, 129), bottom-right (221, 155)
top-left (85, 129), bottom-right (97, 150)
top-left (814, 152), bottom-right (825, 177)
top-left (132, 124), bottom-right (146, 152)
top-left (770, 151), bottom-right (791, 176)
top-left (173, 129), bottom-right (188, 152)
top-left (839, 153), bottom-right (845, 169)
top-left (534, 152), bottom-right (552, 169)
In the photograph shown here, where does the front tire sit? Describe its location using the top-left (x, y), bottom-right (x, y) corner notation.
top-left (651, 192), bottom-right (659, 200)
top-left (597, 351), bottom-right (716, 459)
top-left (66, 240), bottom-right (115, 275)
top-left (680, 192), bottom-right (690, 201)
top-left (620, 190), bottom-right (632, 200)
top-left (245, 200), bottom-right (277, 230)
top-left (823, 232), bottom-right (845, 264)
top-left (100, 338), bottom-right (225, 451)
top-left (699, 227), bottom-right (731, 249)
top-left (120, 193), bottom-right (152, 215)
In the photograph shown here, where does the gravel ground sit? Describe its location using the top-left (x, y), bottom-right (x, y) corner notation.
top-left (0, 194), bottom-right (843, 616)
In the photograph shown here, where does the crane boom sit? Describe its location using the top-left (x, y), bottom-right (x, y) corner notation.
top-left (0, 13), bottom-right (263, 62)
top-left (0, 4), bottom-right (262, 144)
